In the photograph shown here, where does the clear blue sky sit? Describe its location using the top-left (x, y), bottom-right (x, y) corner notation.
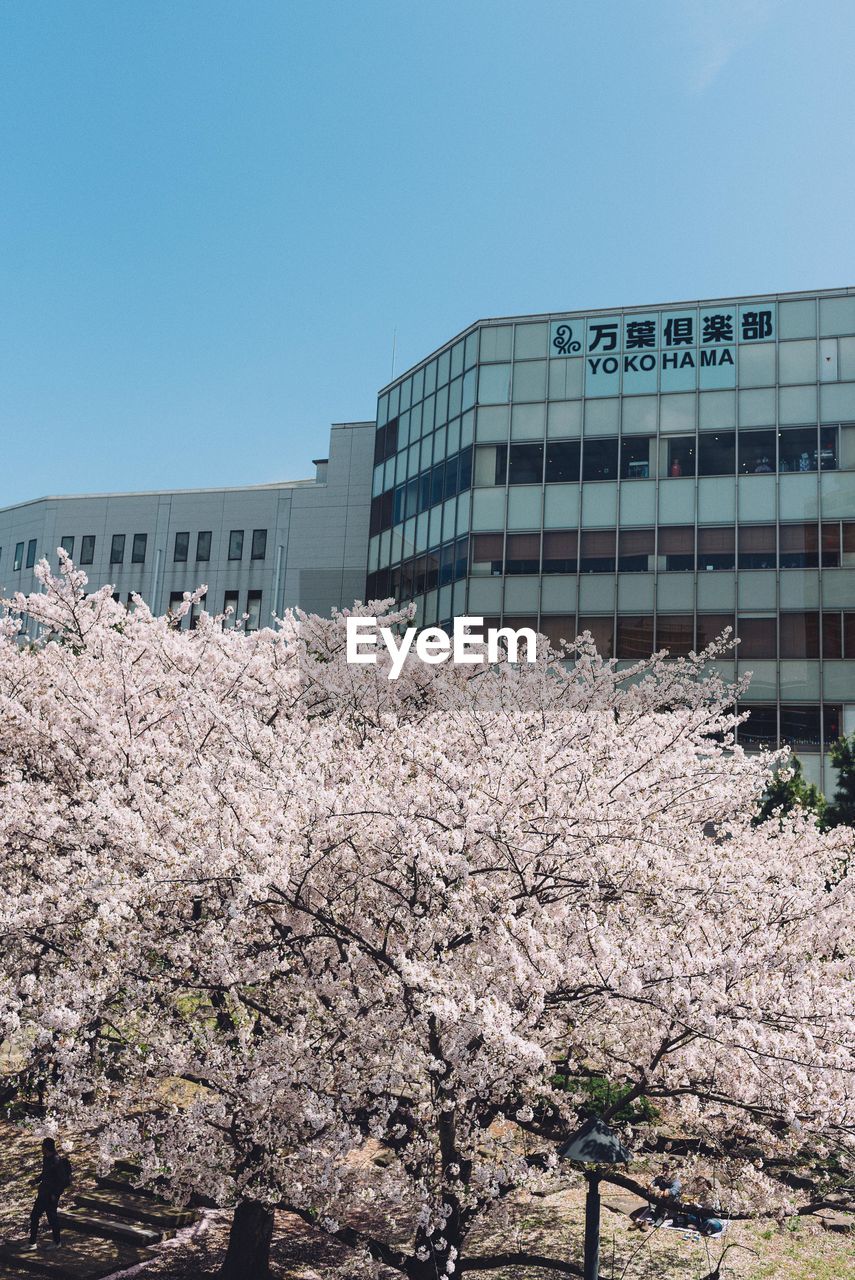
top-left (1, 0), bottom-right (853, 506)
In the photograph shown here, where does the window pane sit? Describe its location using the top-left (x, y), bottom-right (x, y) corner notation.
top-left (80, 535), bottom-right (95, 565)
top-left (578, 615), bottom-right (613, 658)
top-left (738, 616), bottom-right (776, 658)
top-left (60, 536), bottom-right (74, 558)
top-left (738, 429), bottom-right (776, 474)
top-left (228, 530), bottom-right (244, 560)
top-left (618, 527), bottom-right (654, 572)
top-left (478, 363), bottom-right (511, 404)
top-left (26, 539), bottom-right (37, 568)
top-left (471, 533), bottom-right (504, 576)
top-left (698, 432), bottom-right (735, 476)
top-left (245, 590), bottom-right (262, 632)
top-left (580, 530), bottom-right (616, 573)
top-left (505, 532), bottom-right (540, 575)
top-left (780, 705), bottom-right (822, 751)
top-left (582, 437), bottom-right (618, 481)
top-left (223, 590), bottom-right (239, 628)
top-left (696, 613), bottom-right (734, 649)
top-left (737, 525), bottom-right (776, 570)
top-left (822, 611), bottom-right (843, 659)
top-left (620, 436), bottom-right (652, 479)
top-left (131, 533), bottom-right (147, 564)
top-left (14, 542), bottom-right (24, 570)
top-left (542, 530), bottom-right (578, 574)
top-left (110, 534), bottom-right (125, 564)
top-left (778, 426), bottom-right (817, 472)
top-left (251, 528), bottom-right (268, 560)
top-left (665, 435), bottom-right (695, 478)
top-left (541, 615), bottom-right (575, 650)
top-left (508, 443), bottom-right (543, 485)
top-left (656, 615), bottom-right (694, 656)
top-left (737, 704), bottom-right (777, 749)
top-left (780, 522), bottom-right (819, 569)
top-left (819, 425), bottom-right (838, 470)
top-left (697, 527), bottom-right (735, 571)
top-left (545, 440), bottom-right (580, 483)
top-left (174, 531), bottom-right (189, 562)
top-left (616, 615), bottom-right (654, 659)
top-left (780, 611), bottom-right (820, 658)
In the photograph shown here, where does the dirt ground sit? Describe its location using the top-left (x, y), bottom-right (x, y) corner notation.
top-left (1, 1123), bottom-right (851, 1280)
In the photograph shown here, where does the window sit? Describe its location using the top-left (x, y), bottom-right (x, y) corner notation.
top-left (737, 616), bottom-right (776, 658)
top-left (470, 533), bottom-right (503, 576)
top-left (110, 534), bottom-right (125, 564)
top-left (251, 529), bottom-right (268, 560)
top-left (659, 526), bottom-right (694, 571)
top-left (780, 611), bottom-right (820, 659)
top-left (580, 530), bottom-right (616, 573)
top-left (780, 522), bottom-right (818, 569)
top-left (620, 437), bottom-right (652, 480)
top-left (60, 536), bottom-right (74, 558)
top-left (616, 615), bottom-right (654, 659)
top-left (458, 445), bottom-right (473, 492)
top-left (698, 432), bottom-right (735, 476)
top-left (14, 542), bottom-right (24, 571)
top-left (26, 539), bottom-right (37, 569)
top-left (738, 429), bottom-right (776, 475)
top-left (454, 536), bottom-right (468, 581)
top-left (168, 591), bottom-right (185, 628)
top-left (507, 443), bottom-right (543, 485)
top-left (656, 615), bottom-right (694, 657)
top-left (545, 440), bottom-right (580, 483)
top-left (439, 543), bottom-right (454, 586)
top-left (132, 533), bottom-right (147, 564)
top-left (223, 590), bottom-right (239, 627)
top-left (174, 531), bottom-right (190, 562)
top-left (541, 615), bottom-right (575, 651)
top-left (80, 535), bottom-right (96, 565)
top-left (578, 616), bottom-right (614, 658)
top-left (665, 436), bottom-right (696, 478)
top-left (778, 425), bottom-right (821, 474)
top-left (697, 526), bottom-right (735, 571)
top-left (696, 613), bottom-right (734, 650)
top-left (542, 530), bottom-right (578, 574)
top-left (196, 530), bottom-right (212, 561)
top-left (504, 533), bottom-right (540, 575)
top-left (245, 590), bottom-right (262, 632)
top-left (737, 525), bottom-right (776, 570)
top-left (780, 706), bottom-right (828, 752)
top-left (819, 425), bottom-right (838, 470)
top-left (228, 530), bottom-right (244, 560)
top-left (582, 438), bottom-right (618, 481)
top-left (189, 593), bottom-right (207, 631)
top-left (737, 704), bottom-right (777, 749)
top-left (821, 522), bottom-right (841, 567)
top-left (617, 528), bottom-right (654, 572)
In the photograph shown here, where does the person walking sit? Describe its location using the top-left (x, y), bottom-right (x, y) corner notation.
top-left (26, 1137), bottom-right (71, 1250)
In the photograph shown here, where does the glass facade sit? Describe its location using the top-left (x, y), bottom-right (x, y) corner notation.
top-left (366, 289), bottom-right (855, 789)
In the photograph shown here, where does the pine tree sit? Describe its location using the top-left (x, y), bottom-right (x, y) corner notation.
top-left (825, 732), bottom-right (855, 829)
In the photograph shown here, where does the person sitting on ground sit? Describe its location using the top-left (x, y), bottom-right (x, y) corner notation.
top-left (648, 1162), bottom-right (682, 1223)
top-left (26, 1137), bottom-right (72, 1251)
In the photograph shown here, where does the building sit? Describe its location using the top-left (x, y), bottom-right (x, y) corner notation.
top-left (365, 287), bottom-right (855, 789)
top-left (0, 421), bottom-right (374, 629)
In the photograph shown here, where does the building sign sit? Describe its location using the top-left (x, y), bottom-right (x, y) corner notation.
top-left (550, 303), bottom-right (776, 397)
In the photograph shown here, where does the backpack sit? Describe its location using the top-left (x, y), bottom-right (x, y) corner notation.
top-left (57, 1156), bottom-right (73, 1191)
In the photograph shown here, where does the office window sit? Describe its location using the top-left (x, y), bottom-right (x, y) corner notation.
top-left (14, 542), bottom-right (24, 571)
top-left (821, 522), bottom-right (841, 567)
top-left (737, 525), bottom-right (776, 570)
top-left (196, 530), bottom-right (212, 561)
top-left (223, 590), bottom-right (239, 627)
top-left (545, 440), bottom-right (581, 483)
top-left (822, 611), bottom-right (843, 659)
top-left (507, 442), bottom-right (543, 485)
top-left (454, 536), bottom-right (468, 581)
top-left (780, 522), bottom-right (818, 569)
top-left (228, 530), bottom-right (244, 560)
top-left (620, 437), bottom-right (652, 480)
top-left (618, 528), bottom-right (654, 572)
top-left (696, 613), bottom-right (735, 650)
top-left (174, 531), bottom-right (190, 562)
top-left (80, 535), bottom-right (96, 565)
top-left (110, 534), bottom-right (125, 564)
top-left (738, 429), bottom-right (776, 475)
top-left (251, 529), bottom-right (268, 560)
top-left (697, 526), bottom-right (735, 571)
top-left (189, 593), bottom-right (207, 631)
top-left (458, 445), bottom-right (473, 492)
top-left (819, 425), bottom-right (838, 470)
top-left (504, 533), bottom-right (540, 575)
top-left (659, 525), bottom-right (695, 571)
top-left (656, 615), bottom-right (694, 657)
top-left (780, 705), bottom-right (825, 751)
top-left (737, 704), bottom-right (777, 749)
top-left (424, 549), bottom-right (439, 593)
top-left (132, 533), bottom-right (147, 564)
top-left (780, 611), bottom-right (820, 659)
top-left (25, 539), bottom-right (37, 569)
top-left (542, 530), bottom-right (578, 574)
top-left (439, 543), bottom-right (454, 587)
top-left (738, 616), bottom-right (776, 658)
top-left (616, 615), bottom-right (654, 659)
top-left (778, 426), bottom-right (817, 473)
top-left (578, 615), bottom-right (614, 658)
top-left (580, 530), bottom-right (616, 574)
top-left (698, 432), bottom-right (736, 476)
top-left (541, 615), bottom-right (575, 651)
top-left (665, 436), bottom-right (696, 478)
top-left (471, 533), bottom-right (504, 576)
top-left (582, 437), bottom-right (618, 481)
top-left (245, 591), bottom-right (262, 632)
top-left (60, 536), bottom-right (74, 558)
top-left (168, 591), bottom-right (185, 628)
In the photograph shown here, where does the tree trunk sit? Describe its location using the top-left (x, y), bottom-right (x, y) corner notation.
top-left (219, 1199), bottom-right (275, 1280)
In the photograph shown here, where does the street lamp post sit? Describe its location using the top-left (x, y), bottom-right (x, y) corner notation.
top-left (558, 1116), bottom-right (631, 1280)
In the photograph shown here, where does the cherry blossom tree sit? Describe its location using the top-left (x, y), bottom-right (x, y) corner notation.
top-left (1, 558), bottom-right (853, 1279)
